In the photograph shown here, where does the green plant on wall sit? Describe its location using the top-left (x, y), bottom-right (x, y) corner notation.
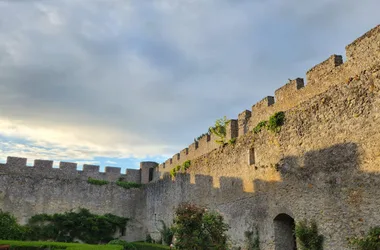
top-left (87, 177), bottom-right (109, 186)
top-left (348, 226), bottom-right (380, 250)
top-left (170, 161), bottom-right (191, 178)
top-left (295, 219), bottom-right (324, 250)
top-left (244, 229), bottom-right (260, 250)
top-left (209, 116), bottom-right (230, 145)
top-left (116, 181), bottom-right (142, 189)
top-left (159, 220), bottom-right (174, 246)
top-left (253, 112), bottom-right (285, 134)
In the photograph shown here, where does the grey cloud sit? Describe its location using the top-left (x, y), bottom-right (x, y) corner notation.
top-left (0, 0), bottom-right (379, 157)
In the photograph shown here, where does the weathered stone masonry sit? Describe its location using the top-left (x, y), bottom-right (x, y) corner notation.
top-left (0, 25), bottom-right (379, 249)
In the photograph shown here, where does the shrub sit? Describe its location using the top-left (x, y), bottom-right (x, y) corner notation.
top-left (0, 210), bottom-right (30, 240)
top-left (253, 112), bottom-right (285, 134)
top-left (244, 229), bottom-right (260, 250)
top-left (182, 160), bottom-right (191, 171)
top-left (267, 111), bottom-right (285, 133)
top-left (27, 208), bottom-right (129, 244)
top-left (116, 181), bottom-right (142, 189)
top-left (172, 203), bottom-right (229, 250)
top-left (253, 121), bottom-right (267, 134)
top-left (170, 161), bottom-right (191, 178)
top-left (348, 226), bottom-right (380, 250)
top-left (159, 220), bottom-right (174, 246)
top-left (295, 220), bottom-right (324, 250)
top-left (87, 178), bottom-right (109, 186)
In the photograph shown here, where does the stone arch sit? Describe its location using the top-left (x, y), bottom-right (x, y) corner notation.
top-left (274, 213), bottom-right (297, 250)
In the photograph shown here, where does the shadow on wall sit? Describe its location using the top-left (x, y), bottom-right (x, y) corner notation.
top-left (152, 142), bottom-right (363, 194)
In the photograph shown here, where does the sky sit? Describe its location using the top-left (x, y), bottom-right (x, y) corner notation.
top-left (0, 0), bottom-right (379, 171)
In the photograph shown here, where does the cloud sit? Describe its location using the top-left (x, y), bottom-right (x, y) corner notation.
top-left (0, 0), bottom-right (379, 166)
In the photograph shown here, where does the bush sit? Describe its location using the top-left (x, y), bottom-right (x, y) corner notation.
top-left (27, 208), bottom-right (129, 244)
top-left (295, 220), bottom-right (323, 250)
top-left (267, 111), bottom-right (285, 133)
top-left (0, 210), bottom-right (29, 240)
top-left (172, 203), bottom-right (229, 250)
top-left (348, 226), bottom-right (380, 250)
top-left (159, 220), bottom-right (174, 246)
top-left (253, 112), bottom-right (285, 134)
top-left (253, 121), bottom-right (267, 134)
top-left (244, 229), bottom-right (260, 250)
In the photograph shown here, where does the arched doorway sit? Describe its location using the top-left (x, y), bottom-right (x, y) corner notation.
top-left (274, 213), bottom-right (297, 250)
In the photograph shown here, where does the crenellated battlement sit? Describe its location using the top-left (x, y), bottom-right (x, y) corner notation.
top-left (158, 24), bottom-right (380, 175)
top-left (0, 156), bottom-right (142, 183)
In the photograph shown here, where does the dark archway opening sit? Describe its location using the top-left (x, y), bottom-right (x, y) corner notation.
top-left (274, 213), bottom-right (297, 250)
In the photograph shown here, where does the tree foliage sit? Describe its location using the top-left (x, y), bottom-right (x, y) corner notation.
top-left (27, 208), bottom-right (129, 244)
top-left (209, 116), bottom-right (230, 145)
top-left (172, 203), bottom-right (229, 250)
top-left (0, 210), bottom-right (29, 240)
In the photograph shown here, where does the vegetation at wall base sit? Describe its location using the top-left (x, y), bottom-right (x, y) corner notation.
top-left (348, 226), bottom-right (380, 250)
top-left (244, 229), bottom-right (260, 250)
top-left (295, 219), bottom-right (324, 250)
top-left (159, 220), bottom-right (174, 246)
top-left (172, 203), bottom-right (229, 250)
top-left (0, 240), bottom-right (123, 250)
top-left (253, 111), bottom-right (285, 134)
top-left (0, 210), bottom-right (29, 240)
top-left (87, 178), bottom-right (109, 186)
top-left (116, 181), bottom-right (142, 189)
top-left (0, 208), bottom-right (129, 244)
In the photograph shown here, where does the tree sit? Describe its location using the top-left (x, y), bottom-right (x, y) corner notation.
top-left (209, 116), bottom-right (230, 145)
top-left (172, 203), bottom-right (229, 250)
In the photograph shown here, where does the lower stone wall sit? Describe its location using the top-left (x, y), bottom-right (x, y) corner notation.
top-left (0, 173), bottom-right (146, 242)
top-left (145, 66), bottom-right (380, 249)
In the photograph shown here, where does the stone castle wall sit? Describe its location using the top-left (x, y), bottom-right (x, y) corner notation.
top-left (157, 25), bottom-right (380, 177)
top-left (145, 25), bottom-right (380, 249)
top-left (0, 24), bottom-right (379, 249)
top-left (0, 158), bottom-right (147, 242)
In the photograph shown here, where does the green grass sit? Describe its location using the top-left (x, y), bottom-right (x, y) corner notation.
top-left (132, 242), bottom-right (170, 250)
top-left (0, 240), bottom-right (123, 250)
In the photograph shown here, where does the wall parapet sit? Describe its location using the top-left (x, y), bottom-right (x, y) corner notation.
top-left (0, 156), bottom-right (141, 183)
top-left (157, 24), bottom-right (380, 176)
